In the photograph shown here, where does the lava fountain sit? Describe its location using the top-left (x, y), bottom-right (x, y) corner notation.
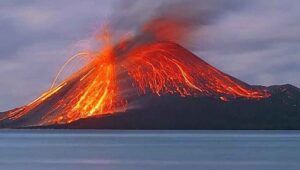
top-left (0, 17), bottom-right (270, 127)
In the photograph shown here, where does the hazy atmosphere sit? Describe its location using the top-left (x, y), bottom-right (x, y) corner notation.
top-left (1, 0), bottom-right (300, 111)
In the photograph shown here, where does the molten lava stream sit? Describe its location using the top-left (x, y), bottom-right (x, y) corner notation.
top-left (43, 49), bottom-right (127, 124)
top-left (122, 42), bottom-right (269, 99)
top-left (1, 41), bottom-right (270, 127)
top-left (3, 47), bottom-right (127, 125)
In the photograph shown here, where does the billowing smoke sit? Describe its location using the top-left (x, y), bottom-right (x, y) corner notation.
top-left (109, 0), bottom-right (249, 50)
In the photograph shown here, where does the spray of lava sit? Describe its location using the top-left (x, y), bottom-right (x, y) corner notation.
top-left (1, 26), bottom-right (127, 125)
top-left (1, 14), bottom-right (270, 126)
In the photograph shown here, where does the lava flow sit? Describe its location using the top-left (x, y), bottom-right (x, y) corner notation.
top-left (122, 42), bottom-right (269, 99)
top-left (0, 38), bottom-right (127, 126)
top-left (0, 18), bottom-right (270, 127)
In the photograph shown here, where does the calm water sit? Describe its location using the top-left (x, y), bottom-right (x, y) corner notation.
top-left (0, 130), bottom-right (300, 170)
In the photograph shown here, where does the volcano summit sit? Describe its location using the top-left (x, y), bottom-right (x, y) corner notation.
top-left (1, 40), bottom-right (299, 129)
top-left (1, 14), bottom-right (300, 129)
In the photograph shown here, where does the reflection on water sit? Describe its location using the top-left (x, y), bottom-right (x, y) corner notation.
top-left (0, 130), bottom-right (300, 170)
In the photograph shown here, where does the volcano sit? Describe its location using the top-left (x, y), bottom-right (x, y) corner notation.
top-left (0, 41), bottom-right (299, 129)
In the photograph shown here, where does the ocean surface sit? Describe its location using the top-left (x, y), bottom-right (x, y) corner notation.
top-left (0, 130), bottom-right (300, 170)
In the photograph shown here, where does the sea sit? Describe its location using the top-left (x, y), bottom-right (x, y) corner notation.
top-left (0, 130), bottom-right (299, 170)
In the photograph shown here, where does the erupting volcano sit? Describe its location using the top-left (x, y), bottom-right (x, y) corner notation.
top-left (1, 17), bottom-right (299, 129)
top-left (0, 39), bottom-right (270, 127)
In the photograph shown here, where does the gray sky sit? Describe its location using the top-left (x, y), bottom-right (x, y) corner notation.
top-left (0, 0), bottom-right (300, 111)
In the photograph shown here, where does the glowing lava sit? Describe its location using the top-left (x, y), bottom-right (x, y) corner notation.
top-left (1, 42), bottom-right (127, 125)
top-left (0, 19), bottom-right (270, 127)
top-left (122, 42), bottom-right (269, 99)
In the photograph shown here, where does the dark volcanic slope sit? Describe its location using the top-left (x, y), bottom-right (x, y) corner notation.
top-left (47, 84), bottom-right (300, 130)
top-left (0, 42), bottom-right (270, 128)
top-left (1, 42), bottom-right (299, 129)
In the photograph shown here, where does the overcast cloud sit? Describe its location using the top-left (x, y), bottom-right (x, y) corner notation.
top-left (0, 0), bottom-right (299, 111)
